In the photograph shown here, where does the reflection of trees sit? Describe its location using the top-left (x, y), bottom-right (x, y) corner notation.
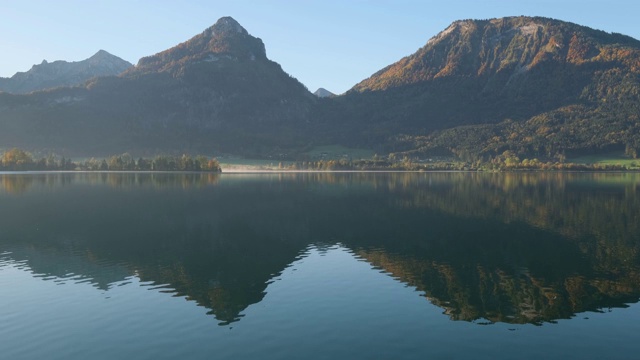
top-left (382, 172), bottom-right (640, 270)
top-left (0, 172), bottom-right (220, 194)
top-left (1, 175), bottom-right (34, 194)
top-left (1, 172), bottom-right (639, 325)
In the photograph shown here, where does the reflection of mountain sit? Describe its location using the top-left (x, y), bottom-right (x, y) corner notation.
top-left (0, 173), bottom-right (308, 324)
top-left (2, 246), bottom-right (132, 291)
top-left (0, 172), bottom-right (638, 325)
top-left (338, 172), bottom-right (640, 323)
top-left (354, 222), bottom-right (640, 324)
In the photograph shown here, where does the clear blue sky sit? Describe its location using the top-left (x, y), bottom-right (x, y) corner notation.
top-left (1, 0), bottom-right (638, 94)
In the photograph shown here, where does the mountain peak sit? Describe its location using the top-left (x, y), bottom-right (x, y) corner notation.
top-left (204, 16), bottom-right (248, 37)
top-left (314, 88), bottom-right (335, 98)
top-left (352, 16), bottom-right (640, 93)
top-left (88, 50), bottom-right (129, 64)
top-left (128, 16), bottom-right (267, 75)
top-left (0, 51), bottom-right (132, 94)
top-left (90, 49), bottom-right (111, 58)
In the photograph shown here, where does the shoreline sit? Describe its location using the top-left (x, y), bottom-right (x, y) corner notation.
top-left (0, 169), bottom-right (639, 175)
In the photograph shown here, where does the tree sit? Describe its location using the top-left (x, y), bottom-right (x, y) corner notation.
top-left (137, 157), bottom-right (151, 171)
top-left (107, 155), bottom-right (124, 170)
top-left (206, 158), bottom-right (221, 172)
top-left (1, 148), bottom-right (34, 170)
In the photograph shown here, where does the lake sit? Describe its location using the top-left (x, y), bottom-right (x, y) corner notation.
top-left (1, 172), bottom-right (639, 359)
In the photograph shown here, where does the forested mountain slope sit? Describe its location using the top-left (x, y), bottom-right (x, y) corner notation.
top-left (330, 16), bottom-right (640, 160)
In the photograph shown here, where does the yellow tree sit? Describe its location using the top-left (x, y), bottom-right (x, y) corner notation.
top-left (1, 148), bottom-right (34, 169)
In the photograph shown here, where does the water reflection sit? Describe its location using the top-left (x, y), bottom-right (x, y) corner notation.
top-left (0, 172), bottom-right (220, 194)
top-left (0, 172), bottom-right (638, 325)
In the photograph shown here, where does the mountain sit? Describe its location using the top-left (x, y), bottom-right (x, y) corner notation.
top-left (0, 17), bottom-right (316, 156)
top-left (124, 16), bottom-right (267, 76)
top-left (313, 88), bottom-right (335, 98)
top-left (1, 16), bottom-right (639, 161)
top-left (0, 50), bottom-right (132, 94)
top-left (332, 16), bottom-right (640, 160)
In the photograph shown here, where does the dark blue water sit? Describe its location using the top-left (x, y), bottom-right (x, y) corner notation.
top-left (1, 172), bottom-right (639, 359)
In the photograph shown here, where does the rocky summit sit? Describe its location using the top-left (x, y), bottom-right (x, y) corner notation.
top-left (0, 50), bottom-right (132, 94)
top-left (313, 88), bottom-right (335, 98)
top-left (125, 17), bottom-right (268, 76)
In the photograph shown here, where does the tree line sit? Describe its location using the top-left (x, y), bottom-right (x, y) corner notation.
top-left (0, 148), bottom-right (221, 172)
top-left (278, 153), bottom-right (637, 172)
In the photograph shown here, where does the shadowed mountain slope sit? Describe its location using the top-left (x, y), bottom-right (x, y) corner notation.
top-left (0, 17), bottom-right (316, 157)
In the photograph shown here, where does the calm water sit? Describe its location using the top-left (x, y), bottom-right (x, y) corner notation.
top-left (1, 172), bottom-right (639, 359)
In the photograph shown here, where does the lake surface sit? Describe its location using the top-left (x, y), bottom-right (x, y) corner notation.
top-left (1, 172), bottom-right (639, 359)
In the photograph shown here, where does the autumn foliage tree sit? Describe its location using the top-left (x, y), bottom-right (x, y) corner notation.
top-left (1, 148), bottom-right (34, 170)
